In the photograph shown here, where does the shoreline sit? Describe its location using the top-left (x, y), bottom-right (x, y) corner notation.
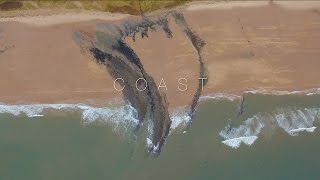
top-left (1, 86), bottom-right (320, 105)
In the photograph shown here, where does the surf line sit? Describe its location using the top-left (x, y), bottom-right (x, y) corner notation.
top-left (113, 77), bottom-right (207, 92)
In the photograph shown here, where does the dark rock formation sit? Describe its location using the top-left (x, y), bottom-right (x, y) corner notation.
top-left (73, 11), bottom-right (206, 155)
top-left (170, 12), bottom-right (207, 124)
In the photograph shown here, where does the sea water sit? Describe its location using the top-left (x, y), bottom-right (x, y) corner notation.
top-left (0, 93), bottom-right (320, 179)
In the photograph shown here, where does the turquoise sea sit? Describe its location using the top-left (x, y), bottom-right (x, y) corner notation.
top-left (0, 93), bottom-right (320, 179)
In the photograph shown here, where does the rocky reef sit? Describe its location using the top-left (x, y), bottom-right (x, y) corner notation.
top-left (73, 11), bottom-right (206, 155)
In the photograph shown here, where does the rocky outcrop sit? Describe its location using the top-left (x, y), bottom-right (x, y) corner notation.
top-left (73, 11), bottom-right (206, 155)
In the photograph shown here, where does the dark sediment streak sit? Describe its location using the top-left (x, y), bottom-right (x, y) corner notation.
top-left (170, 12), bottom-right (207, 125)
top-left (73, 11), bottom-right (206, 155)
top-left (237, 96), bottom-right (245, 117)
top-left (113, 39), bottom-right (171, 155)
top-left (73, 17), bottom-right (171, 155)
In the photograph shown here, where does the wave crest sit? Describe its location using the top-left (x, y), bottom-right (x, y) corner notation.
top-left (219, 116), bottom-right (264, 148)
top-left (0, 101), bottom-right (140, 132)
top-left (220, 107), bottom-right (320, 148)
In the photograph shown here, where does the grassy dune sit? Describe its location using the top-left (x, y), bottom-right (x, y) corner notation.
top-left (0, 0), bottom-right (190, 14)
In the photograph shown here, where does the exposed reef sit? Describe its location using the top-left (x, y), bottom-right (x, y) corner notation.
top-left (73, 11), bottom-right (206, 155)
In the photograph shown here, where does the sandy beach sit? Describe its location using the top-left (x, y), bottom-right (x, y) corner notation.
top-left (183, 1), bottom-right (320, 96)
top-left (0, 20), bottom-right (124, 106)
top-left (1, 0), bottom-right (320, 109)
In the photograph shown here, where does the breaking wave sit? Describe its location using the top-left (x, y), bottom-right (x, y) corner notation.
top-left (275, 108), bottom-right (319, 136)
top-left (220, 116), bottom-right (264, 149)
top-left (220, 107), bottom-right (320, 149)
top-left (146, 114), bottom-right (156, 152)
top-left (245, 88), bottom-right (320, 96)
top-left (0, 101), bottom-right (192, 153)
top-left (199, 93), bottom-right (241, 102)
top-left (200, 88), bottom-right (320, 103)
top-left (146, 106), bottom-right (191, 153)
top-left (169, 106), bottom-right (191, 132)
top-left (0, 100), bottom-right (139, 132)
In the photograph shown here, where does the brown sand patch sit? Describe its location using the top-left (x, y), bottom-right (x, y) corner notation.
top-left (184, 1), bottom-right (320, 11)
top-left (0, 20), bottom-right (122, 106)
top-left (183, 4), bottom-right (320, 95)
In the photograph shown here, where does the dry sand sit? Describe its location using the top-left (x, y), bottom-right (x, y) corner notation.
top-left (0, 20), bottom-right (123, 106)
top-left (183, 1), bottom-right (320, 96)
top-left (1, 1), bottom-right (320, 110)
top-left (185, 0), bottom-right (320, 10)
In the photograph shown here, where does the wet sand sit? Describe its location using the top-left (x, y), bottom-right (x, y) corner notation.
top-left (1, 1), bottom-right (320, 107)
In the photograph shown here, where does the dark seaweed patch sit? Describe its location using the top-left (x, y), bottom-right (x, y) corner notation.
top-left (89, 48), bottom-right (112, 62)
top-left (113, 40), bottom-right (143, 69)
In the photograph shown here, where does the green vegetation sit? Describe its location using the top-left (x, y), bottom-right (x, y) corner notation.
top-left (0, 0), bottom-right (190, 14)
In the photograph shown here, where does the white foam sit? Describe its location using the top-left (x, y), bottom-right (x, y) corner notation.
top-left (169, 106), bottom-right (191, 131)
top-left (146, 138), bottom-right (153, 148)
top-left (146, 106), bottom-right (192, 153)
top-left (0, 101), bottom-right (139, 132)
top-left (30, 114), bottom-right (44, 117)
top-left (275, 108), bottom-right (319, 136)
top-left (146, 136), bottom-right (160, 154)
top-left (219, 116), bottom-right (265, 148)
top-left (222, 136), bottom-right (258, 149)
top-left (200, 93), bottom-right (241, 102)
top-left (220, 107), bottom-right (320, 148)
top-left (245, 88), bottom-right (320, 96)
top-left (289, 127), bottom-right (317, 133)
top-left (202, 88), bottom-right (320, 103)
top-left (146, 114), bottom-right (156, 153)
